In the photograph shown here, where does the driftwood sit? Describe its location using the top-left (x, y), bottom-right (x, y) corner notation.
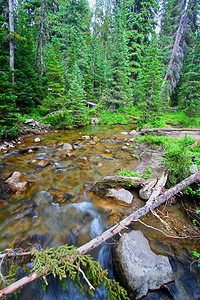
top-left (0, 171), bottom-right (200, 298)
top-left (146, 171), bottom-right (168, 207)
top-left (140, 127), bottom-right (200, 134)
top-left (139, 178), bottom-right (157, 200)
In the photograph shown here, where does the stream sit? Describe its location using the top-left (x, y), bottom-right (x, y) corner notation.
top-left (0, 124), bottom-right (200, 299)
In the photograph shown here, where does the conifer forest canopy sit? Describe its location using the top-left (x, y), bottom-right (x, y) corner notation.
top-left (0, 0), bottom-right (200, 133)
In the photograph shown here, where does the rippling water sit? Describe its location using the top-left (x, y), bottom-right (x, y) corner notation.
top-left (0, 124), bottom-right (200, 299)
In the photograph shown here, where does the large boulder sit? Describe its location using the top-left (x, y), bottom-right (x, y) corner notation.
top-left (113, 230), bottom-right (174, 299)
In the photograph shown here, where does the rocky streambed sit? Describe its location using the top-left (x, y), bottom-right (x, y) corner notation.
top-left (0, 124), bottom-right (200, 299)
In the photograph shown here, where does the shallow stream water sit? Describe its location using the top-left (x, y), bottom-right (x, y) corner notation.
top-left (0, 124), bottom-right (200, 299)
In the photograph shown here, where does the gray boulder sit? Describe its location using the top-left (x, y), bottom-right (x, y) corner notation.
top-left (107, 188), bottom-right (133, 205)
top-left (113, 230), bottom-right (174, 299)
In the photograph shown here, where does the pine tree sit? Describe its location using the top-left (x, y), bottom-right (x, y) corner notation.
top-left (126, 0), bottom-right (157, 80)
top-left (135, 35), bottom-right (163, 118)
top-left (0, 0), bottom-right (17, 134)
top-left (105, 0), bottom-right (131, 109)
top-left (178, 31), bottom-right (200, 119)
top-left (67, 63), bottom-right (88, 126)
top-left (43, 45), bottom-right (66, 110)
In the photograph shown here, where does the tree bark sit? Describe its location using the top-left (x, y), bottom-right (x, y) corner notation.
top-left (1, 171), bottom-right (200, 298)
top-left (161, 0), bottom-right (194, 89)
top-left (8, 0), bottom-right (14, 84)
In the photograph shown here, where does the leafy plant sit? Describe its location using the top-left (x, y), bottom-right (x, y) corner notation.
top-left (118, 167), bottom-right (152, 179)
top-left (163, 135), bottom-right (194, 185)
top-left (98, 111), bottom-right (128, 125)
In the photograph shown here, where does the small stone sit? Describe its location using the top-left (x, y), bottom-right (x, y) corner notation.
top-left (129, 129), bottom-right (137, 137)
top-left (60, 143), bottom-right (73, 151)
top-left (122, 146), bottom-right (128, 150)
top-left (105, 149), bottom-right (111, 154)
top-left (93, 136), bottom-right (100, 142)
top-left (82, 135), bottom-right (90, 140)
top-left (28, 149), bottom-right (33, 153)
top-left (121, 132), bottom-right (128, 135)
top-left (90, 141), bottom-right (96, 145)
top-left (34, 137), bottom-right (40, 142)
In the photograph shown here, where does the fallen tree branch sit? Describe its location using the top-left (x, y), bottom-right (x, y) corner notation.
top-left (0, 171), bottom-right (200, 298)
top-left (140, 127), bottom-right (200, 134)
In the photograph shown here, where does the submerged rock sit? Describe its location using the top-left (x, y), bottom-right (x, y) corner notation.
top-left (29, 159), bottom-right (51, 168)
top-left (5, 172), bottom-right (29, 192)
top-left (98, 153), bottom-right (114, 160)
top-left (113, 230), bottom-right (174, 299)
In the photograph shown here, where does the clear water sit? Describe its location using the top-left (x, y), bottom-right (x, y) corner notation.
top-left (0, 124), bottom-right (200, 299)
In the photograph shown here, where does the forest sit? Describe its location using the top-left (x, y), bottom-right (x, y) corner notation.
top-left (0, 0), bottom-right (200, 138)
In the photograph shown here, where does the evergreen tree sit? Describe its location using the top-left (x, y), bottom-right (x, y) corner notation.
top-left (43, 45), bottom-right (66, 110)
top-left (135, 35), bottom-right (163, 118)
top-left (178, 31), bottom-right (200, 118)
top-left (105, 0), bottom-right (131, 109)
top-left (126, 0), bottom-right (157, 80)
top-left (67, 63), bottom-right (87, 126)
top-left (0, 0), bottom-right (17, 134)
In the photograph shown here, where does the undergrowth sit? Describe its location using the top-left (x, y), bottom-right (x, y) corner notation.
top-left (118, 167), bottom-right (152, 179)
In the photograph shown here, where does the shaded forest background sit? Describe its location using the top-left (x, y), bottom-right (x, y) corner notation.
top-left (0, 0), bottom-right (200, 137)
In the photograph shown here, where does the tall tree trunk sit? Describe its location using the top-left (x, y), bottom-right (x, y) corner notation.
top-left (8, 0), bottom-right (14, 84)
top-left (161, 0), bottom-right (195, 89)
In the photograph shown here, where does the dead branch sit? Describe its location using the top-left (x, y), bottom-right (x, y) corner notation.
top-left (0, 171), bottom-right (200, 298)
top-left (140, 127), bottom-right (200, 134)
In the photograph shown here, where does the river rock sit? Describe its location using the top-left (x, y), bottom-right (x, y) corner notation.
top-left (98, 153), bottom-right (113, 160)
top-left (107, 188), bottom-right (133, 205)
top-left (24, 119), bottom-right (39, 128)
top-left (60, 143), bottom-right (73, 151)
top-left (5, 172), bottom-right (29, 192)
top-left (113, 230), bottom-right (174, 299)
top-left (129, 129), bottom-right (137, 137)
top-left (34, 137), bottom-right (40, 142)
top-left (82, 135), bottom-right (90, 140)
top-left (29, 159), bottom-right (51, 168)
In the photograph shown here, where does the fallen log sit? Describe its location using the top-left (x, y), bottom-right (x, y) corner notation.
top-left (146, 171), bottom-right (168, 207)
top-left (102, 175), bottom-right (146, 188)
top-left (140, 127), bottom-right (200, 134)
top-left (1, 171), bottom-right (200, 298)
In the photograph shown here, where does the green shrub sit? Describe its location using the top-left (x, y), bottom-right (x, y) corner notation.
top-left (98, 111), bottom-right (128, 125)
top-left (43, 110), bottom-right (73, 128)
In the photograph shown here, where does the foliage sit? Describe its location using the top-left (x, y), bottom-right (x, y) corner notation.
top-left (98, 111), bottom-right (128, 125)
top-left (43, 110), bottom-right (73, 128)
top-left (118, 167), bottom-right (152, 179)
top-left (163, 135), bottom-right (195, 185)
top-left (67, 63), bottom-right (89, 126)
top-left (32, 244), bottom-right (129, 299)
top-left (193, 251), bottom-right (200, 267)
